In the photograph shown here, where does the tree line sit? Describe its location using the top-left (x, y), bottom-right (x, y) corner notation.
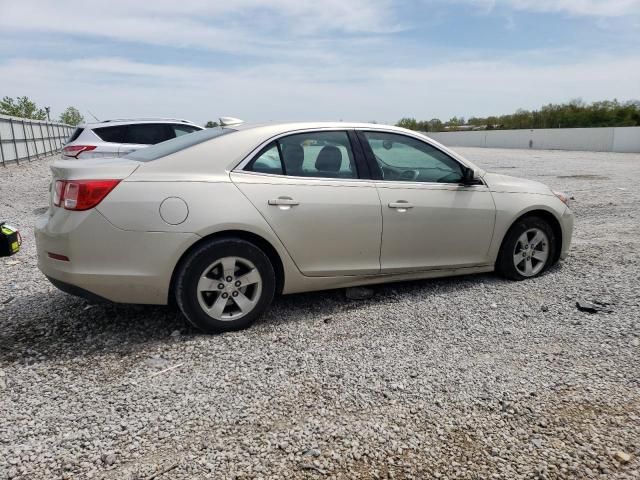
top-left (0, 96), bottom-right (84, 126)
top-left (4, 95), bottom-right (638, 131)
top-left (397, 99), bottom-right (640, 132)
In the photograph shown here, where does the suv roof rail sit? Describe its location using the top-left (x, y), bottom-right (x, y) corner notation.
top-left (101, 118), bottom-right (195, 124)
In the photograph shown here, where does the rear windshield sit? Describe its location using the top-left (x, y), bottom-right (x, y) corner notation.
top-left (126, 127), bottom-right (236, 162)
top-left (67, 128), bottom-right (83, 143)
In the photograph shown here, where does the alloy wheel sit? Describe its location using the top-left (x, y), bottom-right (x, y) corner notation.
top-left (197, 256), bottom-right (263, 321)
top-left (512, 228), bottom-right (549, 277)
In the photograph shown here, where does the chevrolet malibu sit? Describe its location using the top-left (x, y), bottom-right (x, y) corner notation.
top-left (35, 122), bottom-right (574, 333)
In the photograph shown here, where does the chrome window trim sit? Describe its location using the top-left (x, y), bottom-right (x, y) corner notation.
top-left (231, 126), bottom-right (485, 186)
top-left (230, 169), bottom-right (376, 185)
top-left (374, 180), bottom-right (488, 190)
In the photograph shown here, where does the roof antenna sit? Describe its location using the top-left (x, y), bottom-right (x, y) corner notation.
top-left (87, 110), bottom-right (100, 122)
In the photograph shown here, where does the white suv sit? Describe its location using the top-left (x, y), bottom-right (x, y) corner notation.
top-left (61, 118), bottom-right (204, 159)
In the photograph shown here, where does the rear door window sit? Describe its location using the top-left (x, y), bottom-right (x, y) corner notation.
top-left (250, 143), bottom-right (283, 175)
top-left (125, 124), bottom-right (174, 144)
top-left (245, 131), bottom-right (359, 179)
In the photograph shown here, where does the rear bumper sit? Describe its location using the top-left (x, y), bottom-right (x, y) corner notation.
top-left (559, 207), bottom-right (574, 260)
top-left (35, 209), bottom-right (198, 304)
top-left (46, 276), bottom-right (111, 303)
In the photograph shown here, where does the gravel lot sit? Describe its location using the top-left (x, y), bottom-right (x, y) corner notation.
top-left (1, 148), bottom-right (639, 479)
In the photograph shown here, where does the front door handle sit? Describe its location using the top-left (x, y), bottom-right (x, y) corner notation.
top-left (268, 197), bottom-right (300, 208)
top-left (388, 201), bottom-right (414, 211)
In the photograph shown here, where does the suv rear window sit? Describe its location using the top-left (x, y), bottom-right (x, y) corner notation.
top-left (126, 127), bottom-right (236, 162)
top-left (126, 124), bottom-right (174, 144)
top-left (93, 125), bottom-right (127, 143)
top-left (93, 124), bottom-right (189, 144)
top-left (67, 128), bottom-right (83, 143)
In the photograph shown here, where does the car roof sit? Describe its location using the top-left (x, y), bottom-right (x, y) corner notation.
top-left (130, 120), bottom-right (484, 178)
top-left (230, 121), bottom-right (414, 135)
top-left (80, 119), bottom-right (202, 129)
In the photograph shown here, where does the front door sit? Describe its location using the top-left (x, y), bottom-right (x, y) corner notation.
top-left (231, 130), bottom-right (382, 277)
top-left (359, 130), bottom-right (496, 273)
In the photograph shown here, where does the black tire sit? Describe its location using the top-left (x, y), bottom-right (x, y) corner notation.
top-left (175, 238), bottom-right (275, 333)
top-left (496, 216), bottom-right (557, 281)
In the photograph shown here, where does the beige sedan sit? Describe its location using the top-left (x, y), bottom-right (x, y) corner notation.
top-left (35, 122), bottom-right (574, 332)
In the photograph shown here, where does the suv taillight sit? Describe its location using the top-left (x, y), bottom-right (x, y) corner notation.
top-left (53, 180), bottom-right (120, 211)
top-left (62, 145), bottom-right (97, 158)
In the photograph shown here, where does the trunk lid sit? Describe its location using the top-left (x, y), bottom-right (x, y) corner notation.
top-left (50, 157), bottom-right (141, 181)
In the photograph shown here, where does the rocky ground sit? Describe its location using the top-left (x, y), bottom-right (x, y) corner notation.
top-left (0, 148), bottom-right (639, 479)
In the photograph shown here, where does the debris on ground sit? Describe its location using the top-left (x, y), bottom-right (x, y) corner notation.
top-left (576, 299), bottom-right (614, 314)
top-left (144, 356), bottom-right (170, 369)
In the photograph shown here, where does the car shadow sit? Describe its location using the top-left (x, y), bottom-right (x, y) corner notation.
top-left (0, 271), bottom-right (530, 365)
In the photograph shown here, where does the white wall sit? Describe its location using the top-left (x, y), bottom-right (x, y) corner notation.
top-left (428, 126), bottom-right (640, 153)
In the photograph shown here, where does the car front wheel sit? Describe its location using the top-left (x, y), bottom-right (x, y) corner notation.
top-left (496, 216), bottom-right (556, 281)
top-left (175, 238), bottom-right (276, 333)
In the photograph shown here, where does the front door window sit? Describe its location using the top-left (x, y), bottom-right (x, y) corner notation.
top-left (363, 131), bottom-right (464, 183)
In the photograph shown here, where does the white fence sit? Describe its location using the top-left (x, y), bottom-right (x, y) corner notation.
top-left (428, 126), bottom-right (640, 153)
top-left (0, 114), bottom-right (75, 166)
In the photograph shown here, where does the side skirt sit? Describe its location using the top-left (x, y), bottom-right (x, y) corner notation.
top-left (282, 265), bottom-right (495, 294)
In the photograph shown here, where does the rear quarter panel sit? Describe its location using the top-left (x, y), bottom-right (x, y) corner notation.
top-left (96, 179), bottom-right (305, 290)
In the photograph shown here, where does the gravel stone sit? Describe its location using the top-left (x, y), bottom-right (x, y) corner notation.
top-left (1, 148), bottom-right (639, 479)
top-left (614, 451), bottom-right (632, 464)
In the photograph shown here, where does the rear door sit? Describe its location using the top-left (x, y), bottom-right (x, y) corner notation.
top-left (118, 123), bottom-right (175, 156)
top-left (231, 130), bottom-right (382, 277)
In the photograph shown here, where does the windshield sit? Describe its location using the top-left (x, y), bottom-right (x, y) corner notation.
top-left (126, 127), bottom-right (236, 162)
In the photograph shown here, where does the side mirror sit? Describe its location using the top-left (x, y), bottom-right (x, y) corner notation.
top-left (462, 167), bottom-right (480, 185)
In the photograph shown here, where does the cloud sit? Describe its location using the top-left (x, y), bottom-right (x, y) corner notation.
top-left (0, 0), bottom-right (402, 60)
top-left (467, 0), bottom-right (640, 17)
top-left (1, 54), bottom-right (638, 124)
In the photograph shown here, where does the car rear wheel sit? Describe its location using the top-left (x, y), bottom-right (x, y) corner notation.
top-left (175, 238), bottom-right (275, 333)
top-left (496, 216), bottom-right (556, 281)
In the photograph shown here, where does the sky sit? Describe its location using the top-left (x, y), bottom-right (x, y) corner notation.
top-left (0, 0), bottom-right (639, 125)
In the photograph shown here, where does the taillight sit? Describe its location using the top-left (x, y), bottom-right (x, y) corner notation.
top-left (53, 180), bottom-right (65, 206)
top-left (53, 179), bottom-right (120, 211)
top-left (62, 145), bottom-right (97, 158)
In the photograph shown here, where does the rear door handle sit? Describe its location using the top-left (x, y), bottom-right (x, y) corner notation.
top-left (268, 197), bottom-right (300, 207)
top-left (388, 201), bottom-right (414, 210)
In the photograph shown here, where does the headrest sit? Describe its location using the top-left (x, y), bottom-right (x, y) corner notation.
top-left (315, 145), bottom-right (342, 172)
top-left (282, 144), bottom-right (304, 172)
